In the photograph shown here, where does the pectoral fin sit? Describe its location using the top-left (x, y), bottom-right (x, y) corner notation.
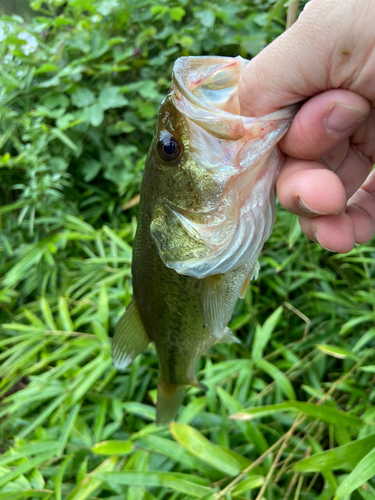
top-left (238, 261), bottom-right (260, 299)
top-left (111, 298), bottom-right (150, 370)
top-left (220, 327), bottom-right (240, 344)
top-left (213, 327), bottom-right (240, 345)
top-left (238, 273), bottom-right (252, 299)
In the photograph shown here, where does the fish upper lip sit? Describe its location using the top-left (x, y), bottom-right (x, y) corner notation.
top-left (172, 55), bottom-right (298, 121)
top-left (172, 56), bottom-right (298, 142)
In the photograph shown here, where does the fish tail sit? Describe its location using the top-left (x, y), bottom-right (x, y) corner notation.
top-left (156, 379), bottom-right (186, 426)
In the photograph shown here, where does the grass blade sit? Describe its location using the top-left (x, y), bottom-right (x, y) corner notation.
top-left (170, 423), bottom-right (242, 476)
top-left (294, 433), bottom-right (375, 472)
top-left (96, 471), bottom-right (214, 497)
top-left (334, 446), bottom-right (375, 499)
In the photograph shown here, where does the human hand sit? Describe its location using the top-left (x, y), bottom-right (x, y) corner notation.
top-left (239, 0), bottom-right (375, 253)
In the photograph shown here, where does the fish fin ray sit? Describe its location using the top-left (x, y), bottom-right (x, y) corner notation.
top-left (239, 272), bottom-right (252, 300)
top-left (219, 326), bottom-right (241, 344)
top-left (156, 380), bottom-right (186, 426)
top-left (251, 260), bottom-right (261, 281)
top-left (202, 274), bottom-right (226, 339)
top-left (238, 261), bottom-right (260, 299)
top-left (111, 298), bottom-right (150, 371)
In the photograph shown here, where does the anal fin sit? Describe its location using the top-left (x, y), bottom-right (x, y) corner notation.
top-left (111, 298), bottom-right (150, 371)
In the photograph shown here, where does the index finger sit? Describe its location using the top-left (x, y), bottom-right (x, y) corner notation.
top-left (279, 89), bottom-right (370, 160)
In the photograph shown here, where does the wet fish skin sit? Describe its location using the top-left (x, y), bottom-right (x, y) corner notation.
top-left (132, 95), bottom-right (252, 423)
top-left (112, 56), bottom-right (297, 425)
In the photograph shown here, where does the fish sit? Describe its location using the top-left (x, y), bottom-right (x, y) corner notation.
top-left (111, 56), bottom-right (297, 425)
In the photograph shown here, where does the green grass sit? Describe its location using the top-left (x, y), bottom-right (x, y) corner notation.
top-left (2, 208), bottom-right (375, 500)
top-left (2, 1), bottom-right (375, 499)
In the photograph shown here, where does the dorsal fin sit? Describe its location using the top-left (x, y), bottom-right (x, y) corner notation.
top-left (111, 298), bottom-right (150, 370)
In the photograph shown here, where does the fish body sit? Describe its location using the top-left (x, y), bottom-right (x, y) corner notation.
top-left (112, 56), bottom-right (296, 424)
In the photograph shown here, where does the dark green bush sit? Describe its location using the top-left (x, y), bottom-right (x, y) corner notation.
top-left (0, 0), bottom-right (288, 305)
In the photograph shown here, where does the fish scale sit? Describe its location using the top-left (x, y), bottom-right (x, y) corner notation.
top-left (111, 56), bottom-right (297, 424)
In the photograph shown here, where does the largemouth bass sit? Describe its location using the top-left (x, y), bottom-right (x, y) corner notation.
top-left (112, 56), bottom-right (296, 425)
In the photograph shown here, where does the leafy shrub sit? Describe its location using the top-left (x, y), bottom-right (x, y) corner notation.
top-left (0, 0), bottom-right (288, 305)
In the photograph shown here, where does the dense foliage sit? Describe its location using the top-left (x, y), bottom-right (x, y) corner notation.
top-left (1, 1), bottom-right (375, 499)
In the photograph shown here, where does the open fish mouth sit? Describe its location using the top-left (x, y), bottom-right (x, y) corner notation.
top-left (172, 56), bottom-right (297, 140)
top-left (152, 56), bottom-right (298, 279)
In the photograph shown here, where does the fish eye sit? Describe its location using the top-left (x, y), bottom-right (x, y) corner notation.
top-left (157, 131), bottom-right (182, 162)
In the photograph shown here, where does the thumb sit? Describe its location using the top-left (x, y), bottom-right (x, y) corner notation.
top-left (238, 0), bottom-right (365, 116)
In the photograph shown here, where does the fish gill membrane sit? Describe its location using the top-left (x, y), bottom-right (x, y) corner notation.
top-left (111, 56), bottom-right (298, 425)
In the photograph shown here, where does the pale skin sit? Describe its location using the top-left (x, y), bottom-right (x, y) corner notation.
top-left (238, 0), bottom-right (375, 253)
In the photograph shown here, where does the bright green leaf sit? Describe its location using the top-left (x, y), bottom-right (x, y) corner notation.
top-left (334, 446), bottom-right (375, 499)
top-left (294, 433), bottom-right (375, 472)
top-left (170, 423), bottom-right (242, 476)
top-left (316, 344), bottom-right (358, 360)
top-left (252, 306), bottom-right (283, 360)
top-left (232, 402), bottom-right (363, 428)
top-left (170, 7), bottom-right (185, 21)
top-left (91, 440), bottom-right (133, 455)
top-left (98, 86), bottom-right (128, 110)
top-left (71, 88), bottom-right (96, 108)
top-left (96, 471), bottom-right (214, 497)
top-left (66, 457), bottom-right (117, 500)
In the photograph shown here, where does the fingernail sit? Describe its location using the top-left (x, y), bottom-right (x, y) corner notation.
top-left (325, 104), bottom-right (366, 135)
top-left (298, 197), bottom-right (327, 215)
top-left (312, 229), bottom-right (335, 252)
